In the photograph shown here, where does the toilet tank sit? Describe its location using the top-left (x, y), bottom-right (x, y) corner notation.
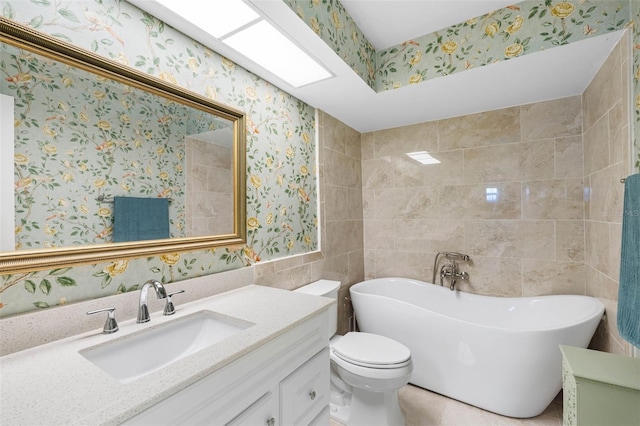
top-left (294, 280), bottom-right (340, 338)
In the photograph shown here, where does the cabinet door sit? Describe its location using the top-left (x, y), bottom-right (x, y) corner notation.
top-left (280, 348), bottom-right (330, 425)
top-left (226, 391), bottom-right (279, 426)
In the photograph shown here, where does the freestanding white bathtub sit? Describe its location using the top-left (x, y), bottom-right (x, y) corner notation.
top-left (350, 277), bottom-right (605, 418)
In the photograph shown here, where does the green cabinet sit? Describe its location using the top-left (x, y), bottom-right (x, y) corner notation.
top-left (561, 345), bottom-right (640, 426)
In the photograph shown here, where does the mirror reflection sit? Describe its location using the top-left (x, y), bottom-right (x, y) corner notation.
top-left (1, 43), bottom-right (234, 251)
top-left (0, 18), bottom-right (246, 273)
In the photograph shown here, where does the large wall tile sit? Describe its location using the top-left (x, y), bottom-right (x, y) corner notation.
top-left (588, 162), bottom-right (625, 223)
top-left (325, 148), bottom-right (362, 188)
top-left (586, 265), bottom-right (618, 301)
top-left (585, 220), bottom-right (616, 279)
top-left (394, 220), bottom-right (464, 253)
top-left (522, 260), bottom-right (585, 296)
top-left (521, 96), bottom-right (583, 141)
top-left (609, 102), bottom-right (628, 166)
top-left (361, 132), bottom-right (374, 160)
top-left (465, 220), bottom-right (555, 259)
top-left (394, 150), bottom-right (464, 187)
top-left (464, 140), bottom-right (554, 183)
top-left (345, 126), bottom-right (362, 160)
top-left (325, 185), bottom-right (349, 222)
top-left (362, 158), bottom-right (394, 188)
top-left (522, 178), bottom-right (584, 220)
top-left (438, 107), bottom-right (520, 150)
top-left (455, 257), bottom-right (522, 296)
top-left (347, 187), bottom-right (363, 221)
top-left (556, 220), bottom-right (585, 262)
top-left (364, 220), bottom-right (395, 250)
top-left (374, 187), bottom-right (439, 219)
top-left (373, 249), bottom-right (433, 281)
top-left (555, 136), bottom-right (584, 179)
top-left (324, 220), bottom-right (363, 256)
top-left (322, 113), bottom-right (346, 153)
top-left (373, 121), bottom-right (438, 158)
top-left (584, 115), bottom-right (610, 175)
top-left (438, 183), bottom-right (521, 219)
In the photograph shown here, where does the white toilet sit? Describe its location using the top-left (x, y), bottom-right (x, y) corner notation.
top-left (295, 280), bottom-right (413, 426)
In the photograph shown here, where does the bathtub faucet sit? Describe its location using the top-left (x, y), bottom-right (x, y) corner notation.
top-left (432, 252), bottom-right (470, 291)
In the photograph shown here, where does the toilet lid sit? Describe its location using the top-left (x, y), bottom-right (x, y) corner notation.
top-left (332, 332), bottom-right (411, 368)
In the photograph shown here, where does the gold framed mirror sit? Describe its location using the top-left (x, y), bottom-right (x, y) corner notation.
top-left (0, 17), bottom-right (247, 274)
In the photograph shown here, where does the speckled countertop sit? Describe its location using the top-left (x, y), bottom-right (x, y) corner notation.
top-left (0, 285), bottom-right (333, 426)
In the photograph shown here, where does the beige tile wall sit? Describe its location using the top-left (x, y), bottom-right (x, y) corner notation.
top-left (185, 137), bottom-right (234, 236)
top-left (362, 31), bottom-right (634, 356)
top-left (363, 95), bottom-right (586, 297)
top-left (584, 31), bottom-right (633, 356)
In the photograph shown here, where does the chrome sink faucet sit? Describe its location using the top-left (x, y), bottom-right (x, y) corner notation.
top-left (432, 252), bottom-right (470, 291)
top-left (137, 279), bottom-right (168, 323)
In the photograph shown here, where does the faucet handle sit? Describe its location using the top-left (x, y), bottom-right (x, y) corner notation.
top-left (87, 307), bottom-right (119, 334)
top-left (164, 290), bottom-right (185, 315)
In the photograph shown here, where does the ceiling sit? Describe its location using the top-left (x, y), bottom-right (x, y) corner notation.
top-left (132, 1), bottom-right (624, 133)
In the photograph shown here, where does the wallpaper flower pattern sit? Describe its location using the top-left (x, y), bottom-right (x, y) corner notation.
top-left (375, 0), bottom-right (631, 91)
top-left (0, 0), bottom-right (317, 317)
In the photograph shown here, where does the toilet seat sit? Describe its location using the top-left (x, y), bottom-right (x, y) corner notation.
top-left (331, 332), bottom-right (411, 369)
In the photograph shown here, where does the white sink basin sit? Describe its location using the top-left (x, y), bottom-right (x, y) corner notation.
top-left (80, 311), bottom-right (253, 383)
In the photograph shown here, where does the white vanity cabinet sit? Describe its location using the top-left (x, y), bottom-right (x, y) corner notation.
top-left (124, 311), bottom-right (330, 426)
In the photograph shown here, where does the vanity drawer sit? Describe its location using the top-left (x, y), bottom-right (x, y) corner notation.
top-left (280, 348), bottom-right (329, 425)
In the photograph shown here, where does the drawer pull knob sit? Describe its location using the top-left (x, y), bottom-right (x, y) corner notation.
top-left (266, 417), bottom-right (275, 426)
top-left (309, 390), bottom-right (316, 400)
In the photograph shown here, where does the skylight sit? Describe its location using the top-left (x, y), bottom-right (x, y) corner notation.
top-left (155, 0), bottom-right (332, 88)
top-left (155, 0), bottom-right (259, 39)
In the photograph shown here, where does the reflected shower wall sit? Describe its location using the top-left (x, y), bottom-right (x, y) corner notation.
top-left (185, 130), bottom-right (234, 237)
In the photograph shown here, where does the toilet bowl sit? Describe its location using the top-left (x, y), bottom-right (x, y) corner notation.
top-left (294, 280), bottom-right (413, 426)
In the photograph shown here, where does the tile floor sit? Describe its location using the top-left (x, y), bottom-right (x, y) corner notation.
top-left (331, 384), bottom-right (562, 426)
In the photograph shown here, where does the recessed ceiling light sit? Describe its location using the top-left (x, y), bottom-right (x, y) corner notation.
top-left (155, 0), bottom-right (259, 38)
top-left (406, 151), bottom-right (441, 165)
top-left (222, 20), bottom-right (332, 88)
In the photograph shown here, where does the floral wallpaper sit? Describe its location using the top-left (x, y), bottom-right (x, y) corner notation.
top-left (0, 0), bottom-right (317, 317)
top-left (374, 0), bottom-right (631, 91)
top-left (282, 0), bottom-right (376, 89)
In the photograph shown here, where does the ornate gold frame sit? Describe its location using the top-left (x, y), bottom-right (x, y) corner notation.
top-left (0, 17), bottom-right (247, 274)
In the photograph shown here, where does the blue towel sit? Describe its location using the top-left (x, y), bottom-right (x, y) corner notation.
top-left (617, 174), bottom-right (640, 348)
top-left (113, 196), bottom-right (170, 243)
